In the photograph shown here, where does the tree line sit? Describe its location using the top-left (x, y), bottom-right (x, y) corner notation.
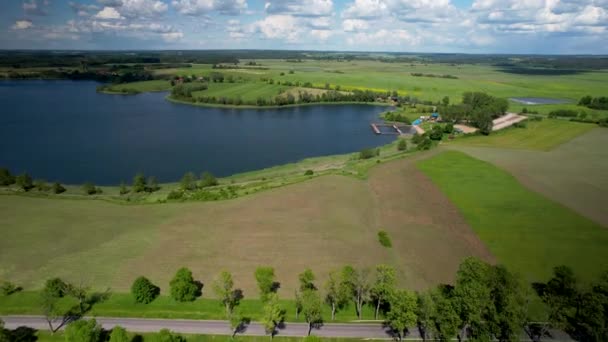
top-left (0, 168), bottom-right (66, 194)
top-left (3, 258), bottom-right (606, 341)
top-left (440, 92), bottom-right (509, 135)
top-left (578, 96), bottom-right (608, 110)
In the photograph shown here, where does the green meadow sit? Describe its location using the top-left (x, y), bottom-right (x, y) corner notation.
top-left (417, 150), bottom-right (608, 284)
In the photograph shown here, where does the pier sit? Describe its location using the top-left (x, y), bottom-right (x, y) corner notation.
top-left (371, 123), bottom-right (415, 135)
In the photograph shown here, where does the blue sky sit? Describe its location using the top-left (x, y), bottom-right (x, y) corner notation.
top-left (1, 0), bottom-right (607, 53)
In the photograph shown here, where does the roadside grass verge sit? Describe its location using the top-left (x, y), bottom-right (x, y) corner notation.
top-left (0, 292), bottom-right (378, 323)
top-left (416, 150), bottom-right (608, 284)
top-left (449, 119), bottom-right (596, 151)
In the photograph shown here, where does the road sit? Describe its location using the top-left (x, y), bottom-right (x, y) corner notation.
top-left (1, 315), bottom-right (395, 339)
top-left (0, 315), bottom-right (575, 340)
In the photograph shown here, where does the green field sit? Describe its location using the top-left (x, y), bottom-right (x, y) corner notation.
top-left (103, 80), bottom-right (172, 93)
top-left (192, 82), bottom-right (290, 102)
top-left (151, 60), bottom-right (608, 113)
top-left (450, 119), bottom-right (597, 150)
top-left (417, 150), bottom-right (608, 284)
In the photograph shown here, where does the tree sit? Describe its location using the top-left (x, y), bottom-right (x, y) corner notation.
top-left (325, 270), bottom-right (348, 321)
top-left (119, 182), bottom-right (129, 195)
top-left (386, 290), bottom-right (417, 341)
top-left (44, 278), bottom-right (67, 298)
top-left (15, 173), bottom-right (33, 191)
top-left (255, 267), bottom-right (277, 302)
top-left (52, 182), bottom-right (66, 194)
top-left (397, 138), bottom-right (407, 151)
top-left (341, 266), bottom-right (370, 319)
top-left (199, 172), bottom-right (218, 188)
top-left (133, 173), bottom-right (147, 193)
top-left (487, 265), bottom-right (527, 342)
top-left (64, 318), bottom-right (101, 342)
top-left (371, 265), bottom-right (396, 319)
top-left (109, 326), bottom-right (129, 342)
top-left (432, 288), bottom-right (460, 342)
top-left (147, 176), bottom-right (160, 192)
top-left (170, 267), bottom-right (200, 302)
top-left (442, 96), bottom-right (450, 106)
top-left (262, 293), bottom-right (285, 340)
top-left (213, 271), bottom-right (242, 317)
top-left (301, 290), bottom-right (323, 335)
top-left (0, 319), bottom-right (9, 342)
top-left (299, 268), bottom-right (316, 291)
top-left (1, 281), bottom-right (20, 296)
top-left (429, 125), bottom-right (443, 141)
top-left (443, 123), bottom-right (454, 134)
top-left (229, 310), bottom-right (251, 338)
top-left (156, 329), bottom-right (186, 342)
top-left (453, 257), bottom-right (492, 341)
top-left (180, 172), bottom-right (197, 191)
top-left (0, 168), bottom-right (15, 186)
top-left (82, 182), bottom-right (99, 195)
top-left (416, 292), bottom-right (436, 341)
top-left (131, 276), bottom-right (160, 304)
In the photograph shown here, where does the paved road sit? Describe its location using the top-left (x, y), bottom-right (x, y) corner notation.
top-left (1, 315), bottom-right (575, 340)
top-left (1, 315), bottom-right (396, 339)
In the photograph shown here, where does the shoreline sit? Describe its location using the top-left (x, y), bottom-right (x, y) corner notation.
top-left (165, 95), bottom-right (392, 110)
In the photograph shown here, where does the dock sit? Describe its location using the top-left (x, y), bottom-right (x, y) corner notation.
top-left (371, 123), bottom-right (414, 135)
top-left (371, 123), bottom-right (381, 134)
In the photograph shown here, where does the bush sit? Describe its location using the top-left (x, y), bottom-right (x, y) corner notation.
top-left (133, 173), bottom-right (147, 193)
top-left (429, 125), bottom-right (443, 141)
top-left (1, 281), bottom-right (20, 296)
top-left (180, 172), bottom-right (197, 191)
top-left (170, 267), bottom-right (200, 302)
top-left (443, 123), bottom-right (454, 134)
top-left (155, 329), bottom-right (186, 342)
top-left (548, 109), bottom-right (578, 118)
top-left (199, 172), bottom-right (218, 188)
top-left (131, 276), bottom-right (160, 304)
top-left (417, 138), bottom-right (433, 151)
top-left (411, 133), bottom-right (424, 144)
top-left (82, 182), bottom-right (101, 195)
top-left (0, 168), bottom-right (15, 186)
top-left (304, 170), bottom-right (314, 176)
top-left (359, 148), bottom-right (379, 160)
top-left (109, 326), bottom-right (129, 342)
top-left (378, 230), bottom-right (392, 248)
top-left (43, 278), bottom-right (67, 298)
top-left (167, 190), bottom-right (184, 200)
top-left (397, 139), bottom-right (407, 151)
top-left (15, 173), bottom-right (33, 191)
top-left (147, 176), bottom-right (160, 193)
top-left (64, 319), bottom-right (102, 342)
top-left (34, 179), bottom-right (50, 192)
top-left (52, 182), bottom-right (66, 194)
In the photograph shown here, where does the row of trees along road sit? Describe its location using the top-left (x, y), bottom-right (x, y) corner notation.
top-left (1, 257), bottom-right (607, 341)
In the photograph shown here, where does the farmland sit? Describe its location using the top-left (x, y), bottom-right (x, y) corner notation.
top-left (417, 150), bottom-right (608, 284)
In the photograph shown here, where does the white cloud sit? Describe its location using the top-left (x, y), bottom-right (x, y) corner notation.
top-left (69, 2), bottom-right (100, 16)
top-left (12, 20), bottom-right (34, 30)
top-left (311, 29), bottom-right (332, 40)
top-left (265, 0), bottom-right (333, 17)
top-left (346, 28), bottom-right (421, 47)
top-left (253, 14), bottom-right (301, 42)
top-left (172, 0), bottom-right (247, 15)
top-left (95, 7), bottom-right (124, 19)
top-left (342, 0), bottom-right (387, 19)
top-left (342, 18), bottom-right (369, 32)
top-left (23, 0), bottom-right (48, 16)
top-left (161, 31), bottom-right (184, 41)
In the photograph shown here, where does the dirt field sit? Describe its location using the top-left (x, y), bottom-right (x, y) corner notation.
top-left (449, 128), bottom-right (608, 227)
top-left (0, 153), bottom-right (491, 296)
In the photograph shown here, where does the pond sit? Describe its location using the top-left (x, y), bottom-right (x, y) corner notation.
top-left (510, 97), bottom-right (571, 105)
top-left (0, 80), bottom-right (394, 185)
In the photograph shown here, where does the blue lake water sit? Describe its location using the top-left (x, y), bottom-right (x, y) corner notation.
top-left (0, 80), bottom-right (394, 185)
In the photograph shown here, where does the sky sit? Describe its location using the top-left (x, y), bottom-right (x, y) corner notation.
top-left (1, 0), bottom-right (607, 54)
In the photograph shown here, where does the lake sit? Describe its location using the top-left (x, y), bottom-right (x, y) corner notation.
top-left (0, 80), bottom-right (394, 185)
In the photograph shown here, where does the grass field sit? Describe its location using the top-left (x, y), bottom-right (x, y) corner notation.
top-left (151, 60), bottom-right (608, 112)
top-left (104, 80), bottom-right (172, 93)
top-left (417, 150), bottom-right (608, 284)
top-left (450, 128), bottom-right (608, 227)
top-left (450, 119), bottom-right (597, 150)
top-left (0, 151), bottom-right (490, 297)
top-left (192, 82), bottom-right (291, 102)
